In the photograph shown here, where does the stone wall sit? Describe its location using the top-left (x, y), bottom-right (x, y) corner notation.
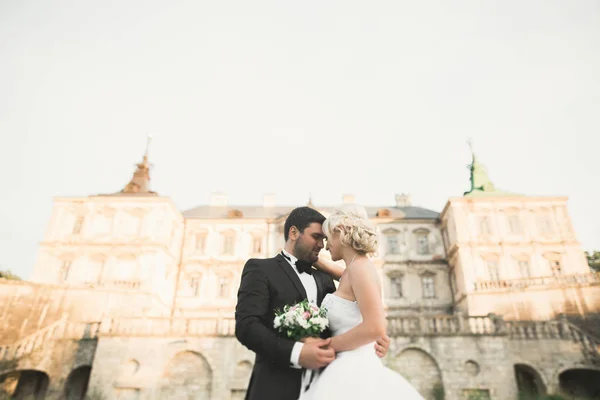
top-left (1, 311), bottom-right (598, 399)
top-left (86, 336), bottom-right (253, 400)
top-left (389, 335), bottom-right (518, 400)
top-left (13, 332), bottom-right (589, 400)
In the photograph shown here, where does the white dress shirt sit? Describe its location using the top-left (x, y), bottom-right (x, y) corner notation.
top-left (281, 249), bottom-right (318, 369)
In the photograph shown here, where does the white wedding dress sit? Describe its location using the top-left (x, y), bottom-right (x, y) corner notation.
top-left (300, 293), bottom-right (424, 400)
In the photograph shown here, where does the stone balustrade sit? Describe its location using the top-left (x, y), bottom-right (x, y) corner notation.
top-left (94, 315), bottom-right (506, 337)
top-left (387, 314), bottom-right (503, 336)
top-left (84, 280), bottom-right (142, 289)
top-left (99, 316), bottom-right (236, 337)
top-left (473, 272), bottom-right (600, 291)
top-left (506, 317), bottom-right (600, 364)
top-left (1, 277), bottom-right (141, 291)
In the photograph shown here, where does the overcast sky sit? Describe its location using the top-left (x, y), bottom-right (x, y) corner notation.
top-left (1, 1), bottom-right (599, 279)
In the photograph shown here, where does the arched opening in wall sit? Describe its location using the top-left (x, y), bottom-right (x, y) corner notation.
top-left (64, 366), bottom-right (92, 400)
top-left (559, 368), bottom-right (600, 400)
top-left (4, 370), bottom-right (50, 400)
top-left (231, 361), bottom-right (253, 400)
top-left (0, 371), bottom-right (20, 398)
top-left (389, 348), bottom-right (443, 400)
top-left (234, 361), bottom-right (252, 381)
top-left (514, 364), bottom-right (545, 399)
top-left (160, 351), bottom-right (213, 398)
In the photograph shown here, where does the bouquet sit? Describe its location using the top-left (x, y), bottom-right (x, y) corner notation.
top-left (273, 299), bottom-right (329, 341)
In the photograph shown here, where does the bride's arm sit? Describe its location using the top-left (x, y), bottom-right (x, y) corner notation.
top-left (329, 263), bottom-right (387, 353)
top-left (313, 255), bottom-right (345, 281)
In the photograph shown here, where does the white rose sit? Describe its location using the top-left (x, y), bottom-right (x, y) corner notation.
top-left (312, 317), bottom-right (328, 330)
top-left (294, 314), bottom-right (309, 329)
top-left (294, 313), bottom-right (304, 325)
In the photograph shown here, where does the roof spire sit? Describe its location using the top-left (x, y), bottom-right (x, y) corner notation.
top-left (307, 193), bottom-right (315, 208)
top-left (143, 134), bottom-right (152, 162)
top-left (118, 135), bottom-right (157, 195)
top-left (463, 139), bottom-right (519, 197)
top-left (467, 137), bottom-right (475, 164)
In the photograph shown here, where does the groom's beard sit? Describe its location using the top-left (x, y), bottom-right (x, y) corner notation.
top-left (293, 240), bottom-right (318, 264)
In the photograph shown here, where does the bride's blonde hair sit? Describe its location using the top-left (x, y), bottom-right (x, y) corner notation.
top-left (322, 204), bottom-right (379, 255)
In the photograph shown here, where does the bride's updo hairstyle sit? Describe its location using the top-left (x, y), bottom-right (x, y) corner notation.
top-left (322, 204), bottom-right (379, 255)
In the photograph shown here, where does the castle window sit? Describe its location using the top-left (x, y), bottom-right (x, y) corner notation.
top-left (478, 216), bottom-right (491, 236)
top-left (222, 233), bottom-right (235, 256)
top-left (73, 216), bottom-right (84, 235)
top-left (60, 261), bottom-right (72, 282)
top-left (390, 276), bottom-right (403, 298)
top-left (518, 260), bottom-right (531, 278)
top-left (218, 276), bottom-right (230, 298)
top-left (416, 232), bottom-right (429, 255)
top-left (195, 233), bottom-right (207, 253)
top-left (486, 260), bottom-right (500, 281)
top-left (508, 215), bottom-right (521, 234)
top-left (382, 229), bottom-right (400, 255)
top-left (189, 276), bottom-right (201, 296)
top-left (387, 236), bottom-right (399, 254)
top-left (252, 236), bottom-right (263, 255)
top-left (421, 275), bottom-right (436, 298)
top-left (550, 260), bottom-right (562, 276)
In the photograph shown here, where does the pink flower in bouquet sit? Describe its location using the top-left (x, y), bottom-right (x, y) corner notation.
top-left (303, 312), bottom-right (310, 320)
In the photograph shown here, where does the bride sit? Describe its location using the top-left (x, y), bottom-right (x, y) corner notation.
top-left (300, 204), bottom-right (424, 400)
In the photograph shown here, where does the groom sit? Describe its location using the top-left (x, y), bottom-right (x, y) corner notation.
top-left (235, 206), bottom-right (390, 400)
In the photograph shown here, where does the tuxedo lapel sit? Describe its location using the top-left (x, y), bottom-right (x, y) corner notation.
top-left (314, 272), bottom-right (325, 306)
top-left (276, 254), bottom-right (307, 300)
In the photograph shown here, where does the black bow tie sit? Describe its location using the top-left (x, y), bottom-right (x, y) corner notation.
top-left (295, 260), bottom-right (313, 275)
top-left (281, 252), bottom-right (313, 275)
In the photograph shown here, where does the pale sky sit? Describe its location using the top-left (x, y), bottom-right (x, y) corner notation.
top-left (1, 1), bottom-right (599, 279)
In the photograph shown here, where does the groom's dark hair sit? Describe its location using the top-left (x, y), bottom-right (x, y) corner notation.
top-left (284, 207), bottom-right (326, 241)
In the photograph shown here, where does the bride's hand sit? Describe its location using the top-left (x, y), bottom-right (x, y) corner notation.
top-left (314, 251), bottom-right (344, 281)
top-left (313, 252), bottom-right (329, 272)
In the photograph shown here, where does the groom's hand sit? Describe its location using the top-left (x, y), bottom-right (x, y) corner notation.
top-left (299, 338), bottom-right (335, 369)
top-left (374, 335), bottom-right (390, 358)
top-left (300, 337), bottom-right (321, 344)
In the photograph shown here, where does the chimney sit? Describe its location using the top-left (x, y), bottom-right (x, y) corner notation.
top-left (395, 193), bottom-right (412, 207)
top-left (263, 193), bottom-right (277, 208)
top-left (210, 192), bottom-right (228, 207)
top-left (342, 194), bottom-right (355, 204)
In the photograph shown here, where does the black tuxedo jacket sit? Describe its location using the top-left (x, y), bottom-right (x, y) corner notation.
top-left (235, 254), bottom-right (336, 400)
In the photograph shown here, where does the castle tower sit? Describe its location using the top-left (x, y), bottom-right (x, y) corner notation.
top-left (31, 137), bottom-right (184, 307)
top-left (440, 142), bottom-right (597, 321)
